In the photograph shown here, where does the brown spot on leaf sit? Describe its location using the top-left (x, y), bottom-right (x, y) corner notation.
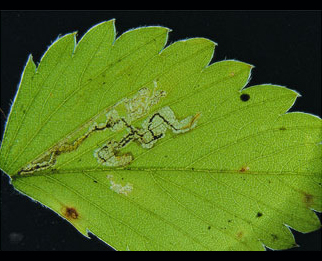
top-left (271, 234), bottom-right (278, 241)
top-left (239, 165), bottom-right (250, 173)
top-left (303, 192), bottom-right (314, 208)
top-left (236, 231), bottom-right (244, 240)
top-left (62, 206), bottom-right (79, 220)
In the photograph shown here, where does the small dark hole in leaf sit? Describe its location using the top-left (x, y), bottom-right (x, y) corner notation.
top-left (240, 93), bottom-right (250, 102)
top-left (256, 212), bottom-right (263, 218)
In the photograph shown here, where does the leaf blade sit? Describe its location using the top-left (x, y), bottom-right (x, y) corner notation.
top-left (1, 20), bottom-right (321, 251)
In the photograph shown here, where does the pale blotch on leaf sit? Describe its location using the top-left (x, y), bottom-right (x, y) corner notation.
top-left (107, 175), bottom-right (133, 196)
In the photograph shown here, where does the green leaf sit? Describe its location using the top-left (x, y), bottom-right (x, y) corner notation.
top-left (0, 20), bottom-right (321, 251)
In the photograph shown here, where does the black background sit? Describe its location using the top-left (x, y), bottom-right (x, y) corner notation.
top-left (1, 10), bottom-right (321, 251)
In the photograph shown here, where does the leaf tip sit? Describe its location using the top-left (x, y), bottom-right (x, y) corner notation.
top-left (248, 63), bottom-right (255, 70)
